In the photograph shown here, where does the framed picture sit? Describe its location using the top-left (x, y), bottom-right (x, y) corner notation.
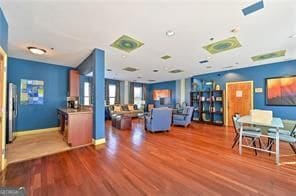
top-left (152, 89), bottom-right (171, 101)
top-left (265, 75), bottom-right (296, 106)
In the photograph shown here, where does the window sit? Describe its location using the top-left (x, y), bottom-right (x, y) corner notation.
top-left (84, 82), bottom-right (91, 105)
top-left (134, 86), bottom-right (143, 108)
top-left (109, 84), bottom-right (116, 105)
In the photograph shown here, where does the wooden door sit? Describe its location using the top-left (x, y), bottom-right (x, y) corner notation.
top-left (226, 81), bottom-right (253, 126)
top-left (0, 52), bottom-right (4, 169)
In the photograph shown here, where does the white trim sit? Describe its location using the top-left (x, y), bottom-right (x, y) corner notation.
top-left (92, 138), bottom-right (106, 145)
top-left (13, 127), bottom-right (60, 137)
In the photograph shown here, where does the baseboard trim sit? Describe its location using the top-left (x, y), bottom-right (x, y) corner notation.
top-left (92, 138), bottom-right (106, 145)
top-left (13, 127), bottom-right (60, 137)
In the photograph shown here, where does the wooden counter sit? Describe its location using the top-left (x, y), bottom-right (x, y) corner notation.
top-left (58, 108), bottom-right (93, 147)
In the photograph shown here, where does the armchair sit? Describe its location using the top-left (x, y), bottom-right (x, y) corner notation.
top-left (172, 106), bottom-right (194, 127)
top-left (145, 108), bottom-right (172, 132)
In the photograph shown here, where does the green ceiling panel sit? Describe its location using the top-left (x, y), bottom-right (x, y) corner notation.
top-left (111, 35), bottom-right (144, 53)
top-left (161, 55), bottom-right (171, 60)
top-left (251, 50), bottom-right (286, 61)
top-left (203, 37), bottom-right (242, 54)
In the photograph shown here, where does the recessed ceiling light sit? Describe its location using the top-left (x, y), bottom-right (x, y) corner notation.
top-left (206, 66), bottom-right (212, 69)
top-left (122, 55), bottom-right (127, 58)
top-left (27, 46), bottom-right (46, 55)
top-left (166, 30), bottom-right (175, 37)
top-left (207, 56), bottom-right (212, 59)
top-left (231, 27), bottom-right (240, 33)
top-left (289, 34), bottom-right (296, 38)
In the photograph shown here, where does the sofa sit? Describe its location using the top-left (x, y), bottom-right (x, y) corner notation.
top-left (145, 107), bottom-right (172, 132)
top-left (107, 104), bottom-right (144, 118)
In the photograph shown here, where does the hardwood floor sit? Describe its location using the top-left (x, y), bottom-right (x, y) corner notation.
top-left (1, 120), bottom-right (296, 195)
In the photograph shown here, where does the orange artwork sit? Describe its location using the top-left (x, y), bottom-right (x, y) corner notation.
top-left (266, 76), bottom-right (296, 105)
top-left (153, 89), bottom-right (171, 100)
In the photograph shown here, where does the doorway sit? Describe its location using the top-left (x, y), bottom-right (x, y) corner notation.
top-left (0, 47), bottom-right (7, 170)
top-left (225, 81), bottom-right (253, 126)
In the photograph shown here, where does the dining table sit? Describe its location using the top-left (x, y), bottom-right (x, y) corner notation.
top-left (238, 115), bottom-right (284, 165)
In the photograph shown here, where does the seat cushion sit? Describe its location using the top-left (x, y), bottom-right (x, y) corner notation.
top-left (268, 133), bottom-right (296, 143)
top-left (268, 128), bottom-right (291, 135)
top-left (173, 114), bottom-right (186, 121)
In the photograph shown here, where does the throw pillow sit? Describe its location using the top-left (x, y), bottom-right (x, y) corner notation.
top-left (114, 105), bottom-right (121, 112)
top-left (122, 105), bottom-right (129, 111)
top-left (133, 104), bottom-right (138, 110)
top-left (128, 105), bottom-right (134, 111)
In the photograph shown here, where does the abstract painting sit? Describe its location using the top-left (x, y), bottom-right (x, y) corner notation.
top-left (20, 79), bottom-right (44, 105)
top-left (153, 89), bottom-right (171, 101)
top-left (251, 50), bottom-right (286, 62)
top-left (202, 37), bottom-right (242, 54)
top-left (110, 35), bottom-right (144, 53)
top-left (266, 76), bottom-right (296, 106)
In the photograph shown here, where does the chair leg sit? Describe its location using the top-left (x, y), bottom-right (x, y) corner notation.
top-left (258, 138), bottom-right (262, 149)
top-left (289, 143), bottom-right (296, 154)
top-left (232, 135), bottom-right (239, 149)
top-left (252, 138), bottom-right (257, 156)
top-left (267, 138), bottom-right (274, 156)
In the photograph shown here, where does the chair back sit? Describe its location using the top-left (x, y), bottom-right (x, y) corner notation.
top-left (176, 103), bottom-right (181, 110)
top-left (183, 106), bottom-right (194, 121)
top-left (232, 113), bottom-right (241, 134)
top-left (290, 124), bottom-right (296, 137)
top-left (150, 108), bottom-right (172, 130)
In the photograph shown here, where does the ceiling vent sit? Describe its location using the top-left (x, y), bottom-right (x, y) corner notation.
top-left (148, 79), bottom-right (156, 82)
top-left (122, 67), bottom-right (138, 72)
top-left (199, 60), bottom-right (209, 64)
top-left (161, 55), bottom-right (171, 60)
top-left (169, 69), bottom-right (184, 73)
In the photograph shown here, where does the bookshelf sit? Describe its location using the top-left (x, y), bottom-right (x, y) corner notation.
top-left (190, 90), bottom-right (224, 126)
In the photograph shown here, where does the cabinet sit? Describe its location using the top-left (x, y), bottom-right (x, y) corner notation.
top-left (190, 90), bottom-right (224, 126)
top-left (69, 70), bottom-right (80, 97)
top-left (58, 109), bottom-right (93, 147)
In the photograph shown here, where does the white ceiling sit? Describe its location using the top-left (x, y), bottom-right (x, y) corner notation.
top-left (1, 0), bottom-right (296, 83)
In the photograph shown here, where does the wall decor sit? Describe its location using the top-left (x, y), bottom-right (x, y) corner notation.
top-left (251, 50), bottom-right (286, 62)
top-left (20, 79), bottom-right (44, 105)
top-left (266, 75), bottom-right (296, 106)
top-left (202, 37), bottom-right (242, 54)
top-left (152, 89), bottom-right (171, 100)
top-left (110, 35), bottom-right (144, 53)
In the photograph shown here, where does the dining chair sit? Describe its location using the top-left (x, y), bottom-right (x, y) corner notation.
top-left (267, 124), bottom-right (296, 154)
top-left (232, 114), bottom-right (262, 155)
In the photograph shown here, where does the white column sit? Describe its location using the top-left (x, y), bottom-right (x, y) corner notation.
top-left (124, 81), bottom-right (129, 104)
top-left (180, 79), bottom-right (185, 104)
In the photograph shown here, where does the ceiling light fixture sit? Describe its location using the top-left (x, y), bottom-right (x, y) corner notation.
top-left (122, 55), bottom-right (127, 58)
top-left (289, 34), bottom-right (296, 38)
top-left (231, 27), bottom-right (240, 33)
top-left (27, 46), bottom-right (47, 55)
top-left (166, 30), bottom-right (175, 37)
top-left (207, 56), bottom-right (212, 59)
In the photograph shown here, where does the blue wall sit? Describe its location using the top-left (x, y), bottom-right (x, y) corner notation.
top-left (8, 58), bottom-right (70, 131)
top-left (192, 60), bottom-right (296, 120)
top-left (146, 80), bottom-right (176, 107)
top-left (77, 49), bottom-right (105, 139)
top-left (0, 7), bottom-right (8, 52)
